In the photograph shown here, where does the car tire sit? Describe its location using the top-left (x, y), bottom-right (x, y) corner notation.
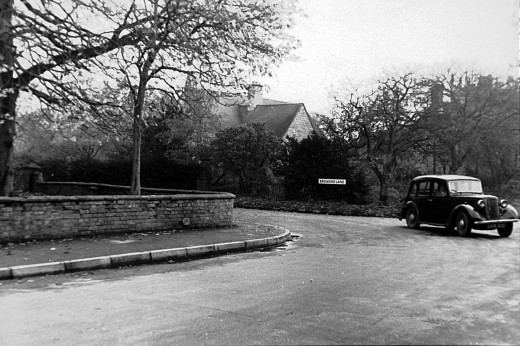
top-left (455, 212), bottom-right (471, 237)
top-left (497, 224), bottom-right (513, 238)
top-left (405, 206), bottom-right (420, 229)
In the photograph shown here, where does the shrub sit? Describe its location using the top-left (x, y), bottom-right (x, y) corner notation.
top-left (234, 196), bottom-right (400, 218)
top-left (277, 134), bottom-right (369, 203)
top-left (38, 157), bottom-right (204, 190)
top-left (211, 123), bottom-right (283, 194)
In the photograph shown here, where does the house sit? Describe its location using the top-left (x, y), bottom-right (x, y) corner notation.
top-left (188, 81), bottom-right (322, 140)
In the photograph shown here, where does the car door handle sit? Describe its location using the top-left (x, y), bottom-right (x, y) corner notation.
top-left (426, 199), bottom-right (433, 202)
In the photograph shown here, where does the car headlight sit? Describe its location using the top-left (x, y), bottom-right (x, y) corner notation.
top-left (477, 200), bottom-right (486, 209)
top-left (500, 199), bottom-right (508, 208)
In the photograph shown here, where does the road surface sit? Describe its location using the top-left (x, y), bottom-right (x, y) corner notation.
top-left (1, 208), bottom-right (518, 345)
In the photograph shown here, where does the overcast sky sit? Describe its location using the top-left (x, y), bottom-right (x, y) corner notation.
top-left (263, 0), bottom-right (519, 114)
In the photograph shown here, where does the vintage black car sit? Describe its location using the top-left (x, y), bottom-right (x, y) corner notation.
top-left (399, 175), bottom-right (518, 237)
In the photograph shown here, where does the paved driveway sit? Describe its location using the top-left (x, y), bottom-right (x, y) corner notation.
top-left (1, 208), bottom-right (518, 345)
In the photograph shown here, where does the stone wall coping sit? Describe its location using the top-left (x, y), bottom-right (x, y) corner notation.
top-left (0, 192), bottom-right (235, 204)
top-left (35, 181), bottom-right (221, 195)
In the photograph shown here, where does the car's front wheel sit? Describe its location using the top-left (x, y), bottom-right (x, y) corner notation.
top-left (455, 212), bottom-right (472, 237)
top-left (405, 206), bottom-right (420, 229)
top-left (497, 224), bottom-right (513, 238)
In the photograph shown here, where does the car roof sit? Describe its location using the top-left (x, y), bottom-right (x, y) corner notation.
top-left (412, 175), bottom-right (481, 182)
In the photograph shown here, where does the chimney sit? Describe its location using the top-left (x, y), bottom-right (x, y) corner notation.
top-left (247, 83), bottom-right (263, 111)
top-left (430, 84), bottom-right (443, 109)
top-left (478, 75), bottom-right (493, 89)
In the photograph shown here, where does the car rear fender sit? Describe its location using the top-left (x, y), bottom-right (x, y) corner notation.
top-left (448, 204), bottom-right (481, 228)
top-left (400, 201), bottom-right (418, 221)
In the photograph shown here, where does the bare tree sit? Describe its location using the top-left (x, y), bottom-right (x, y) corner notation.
top-left (0, 0), bottom-right (299, 195)
top-left (1, 0), bottom-right (153, 195)
top-left (427, 71), bottom-right (520, 178)
top-left (322, 73), bottom-right (430, 204)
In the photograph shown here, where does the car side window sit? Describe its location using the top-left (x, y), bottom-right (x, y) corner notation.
top-left (432, 181), bottom-right (447, 197)
top-left (417, 181), bottom-right (430, 196)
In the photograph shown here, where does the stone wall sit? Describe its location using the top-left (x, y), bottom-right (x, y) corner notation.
top-left (0, 193), bottom-right (235, 243)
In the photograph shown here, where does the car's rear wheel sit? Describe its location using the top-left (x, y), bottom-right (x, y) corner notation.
top-left (497, 224), bottom-right (513, 238)
top-left (405, 206), bottom-right (420, 229)
top-left (456, 212), bottom-right (471, 237)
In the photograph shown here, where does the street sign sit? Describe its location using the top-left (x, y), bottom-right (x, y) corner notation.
top-left (318, 179), bottom-right (346, 185)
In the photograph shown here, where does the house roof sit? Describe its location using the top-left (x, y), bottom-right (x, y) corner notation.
top-left (243, 104), bottom-right (301, 137)
top-left (261, 98), bottom-right (290, 105)
top-left (241, 103), bottom-right (322, 138)
top-left (192, 84), bottom-right (322, 138)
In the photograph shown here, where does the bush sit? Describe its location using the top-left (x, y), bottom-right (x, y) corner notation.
top-left (234, 196), bottom-right (400, 218)
top-left (211, 123), bottom-right (283, 194)
top-left (38, 157), bottom-right (204, 190)
top-left (277, 134), bottom-right (369, 203)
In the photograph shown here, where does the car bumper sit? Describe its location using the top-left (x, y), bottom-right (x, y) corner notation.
top-left (474, 219), bottom-right (518, 225)
top-left (473, 219), bottom-right (518, 230)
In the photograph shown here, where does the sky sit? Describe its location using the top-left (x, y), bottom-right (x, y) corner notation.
top-left (263, 0), bottom-right (520, 114)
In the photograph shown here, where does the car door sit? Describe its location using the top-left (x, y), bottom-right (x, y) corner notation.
top-left (429, 180), bottom-right (451, 224)
top-left (415, 179), bottom-right (434, 222)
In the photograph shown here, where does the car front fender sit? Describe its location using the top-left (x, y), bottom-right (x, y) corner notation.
top-left (448, 204), bottom-right (482, 227)
top-left (501, 204), bottom-right (519, 220)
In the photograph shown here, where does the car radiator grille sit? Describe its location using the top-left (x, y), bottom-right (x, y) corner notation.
top-left (486, 198), bottom-right (500, 220)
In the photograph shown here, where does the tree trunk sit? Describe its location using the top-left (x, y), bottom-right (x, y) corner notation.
top-left (369, 156), bottom-right (394, 205)
top-left (379, 178), bottom-right (389, 205)
top-left (129, 0), bottom-right (158, 195)
top-left (379, 161), bottom-right (393, 205)
top-left (238, 175), bottom-right (246, 194)
top-left (449, 144), bottom-right (465, 174)
top-left (0, 116), bottom-right (15, 196)
top-left (130, 115), bottom-right (142, 195)
top-left (369, 163), bottom-right (389, 205)
top-left (0, 0), bottom-right (15, 196)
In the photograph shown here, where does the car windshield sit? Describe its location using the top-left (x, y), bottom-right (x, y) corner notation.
top-left (448, 180), bottom-right (483, 194)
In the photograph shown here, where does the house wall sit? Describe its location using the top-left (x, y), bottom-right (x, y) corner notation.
top-left (0, 193), bottom-right (235, 243)
top-left (286, 107), bottom-right (315, 140)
